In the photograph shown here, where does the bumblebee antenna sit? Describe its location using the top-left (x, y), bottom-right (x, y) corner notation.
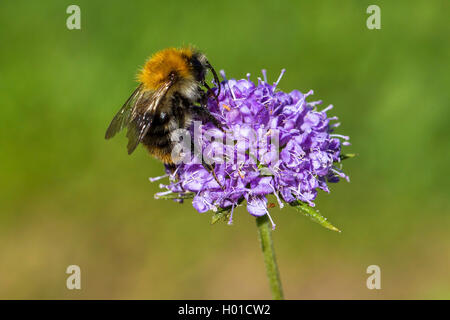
top-left (203, 162), bottom-right (225, 190)
top-left (206, 61), bottom-right (221, 101)
top-left (203, 81), bottom-right (218, 104)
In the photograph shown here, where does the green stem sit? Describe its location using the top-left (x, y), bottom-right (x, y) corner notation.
top-left (256, 215), bottom-right (284, 300)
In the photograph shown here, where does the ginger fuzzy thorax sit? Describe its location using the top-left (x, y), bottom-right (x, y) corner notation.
top-left (138, 47), bottom-right (195, 90)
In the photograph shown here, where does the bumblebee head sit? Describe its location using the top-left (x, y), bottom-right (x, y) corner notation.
top-left (189, 53), bottom-right (207, 82)
top-left (138, 47), bottom-right (220, 99)
top-left (189, 51), bottom-right (221, 100)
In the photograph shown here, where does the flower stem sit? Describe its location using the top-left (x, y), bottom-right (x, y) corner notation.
top-left (256, 215), bottom-right (284, 300)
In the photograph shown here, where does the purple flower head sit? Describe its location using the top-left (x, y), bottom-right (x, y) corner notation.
top-left (152, 70), bottom-right (350, 229)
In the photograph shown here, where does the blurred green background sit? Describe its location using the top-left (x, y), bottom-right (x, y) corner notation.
top-left (0, 0), bottom-right (449, 299)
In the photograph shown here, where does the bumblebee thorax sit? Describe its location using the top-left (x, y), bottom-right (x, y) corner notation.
top-left (138, 47), bottom-right (195, 90)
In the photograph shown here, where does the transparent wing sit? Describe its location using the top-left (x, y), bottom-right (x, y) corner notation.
top-left (105, 84), bottom-right (144, 140)
top-left (125, 79), bottom-right (174, 155)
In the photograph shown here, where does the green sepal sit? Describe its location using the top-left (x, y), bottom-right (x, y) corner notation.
top-left (258, 166), bottom-right (274, 176)
top-left (211, 207), bottom-right (231, 224)
top-left (155, 192), bottom-right (195, 200)
top-left (289, 201), bottom-right (341, 232)
top-left (340, 153), bottom-right (356, 161)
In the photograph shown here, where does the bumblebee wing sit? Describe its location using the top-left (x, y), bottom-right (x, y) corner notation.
top-left (125, 79), bottom-right (174, 155)
top-left (105, 84), bottom-right (144, 139)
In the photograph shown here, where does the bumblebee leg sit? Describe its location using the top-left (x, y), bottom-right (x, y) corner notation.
top-left (189, 138), bottom-right (225, 190)
top-left (202, 81), bottom-right (219, 103)
top-left (204, 162), bottom-right (225, 190)
top-left (190, 105), bottom-right (223, 130)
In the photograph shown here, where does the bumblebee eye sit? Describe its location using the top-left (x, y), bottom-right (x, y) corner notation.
top-left (190, 57), bottom-right (202, 69)
top-left (190, 56), bottom-right (205, 81)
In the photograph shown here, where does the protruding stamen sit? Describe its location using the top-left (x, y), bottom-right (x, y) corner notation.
top-left (332, 168), bottom-right (350, 182)
top-left (154, 190), bottom-right (172, 199)
top-left (289, 186), bottom-right (314, 207)
top-left (270, 184), bottom-right (284, 209)
top-left (149, 174), bottom-right (169, 182)
top-left (170, 166), bottom-right (180, 181)
top-left (228, 203), bottom-right (236, 225)
top-left (273, 69), bottom-right (286, 89)
top-left (322, 104), bottom-right (334, 113)
top-left (330, 134), bottom-right (350, 140)
top-left (265, 208), bottom-right (276, 230)
top-left (220, 70), bottom-right (227, 81)
top-left (292, 96), bottom-right (306, 111)
top-left (331, 122), bottom-right (341, 128)
top-left (308, 100), bottom-right (323, 107)
top-left (261, 69), bottom-right (268, 83)
top-left (304, 89), bottom-right (314, 97)
top-left (227, 82), bottom-right (237, 101)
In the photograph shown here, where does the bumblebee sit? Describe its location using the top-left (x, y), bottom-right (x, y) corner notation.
top-left (105, 47), bottom-right (222, 167)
